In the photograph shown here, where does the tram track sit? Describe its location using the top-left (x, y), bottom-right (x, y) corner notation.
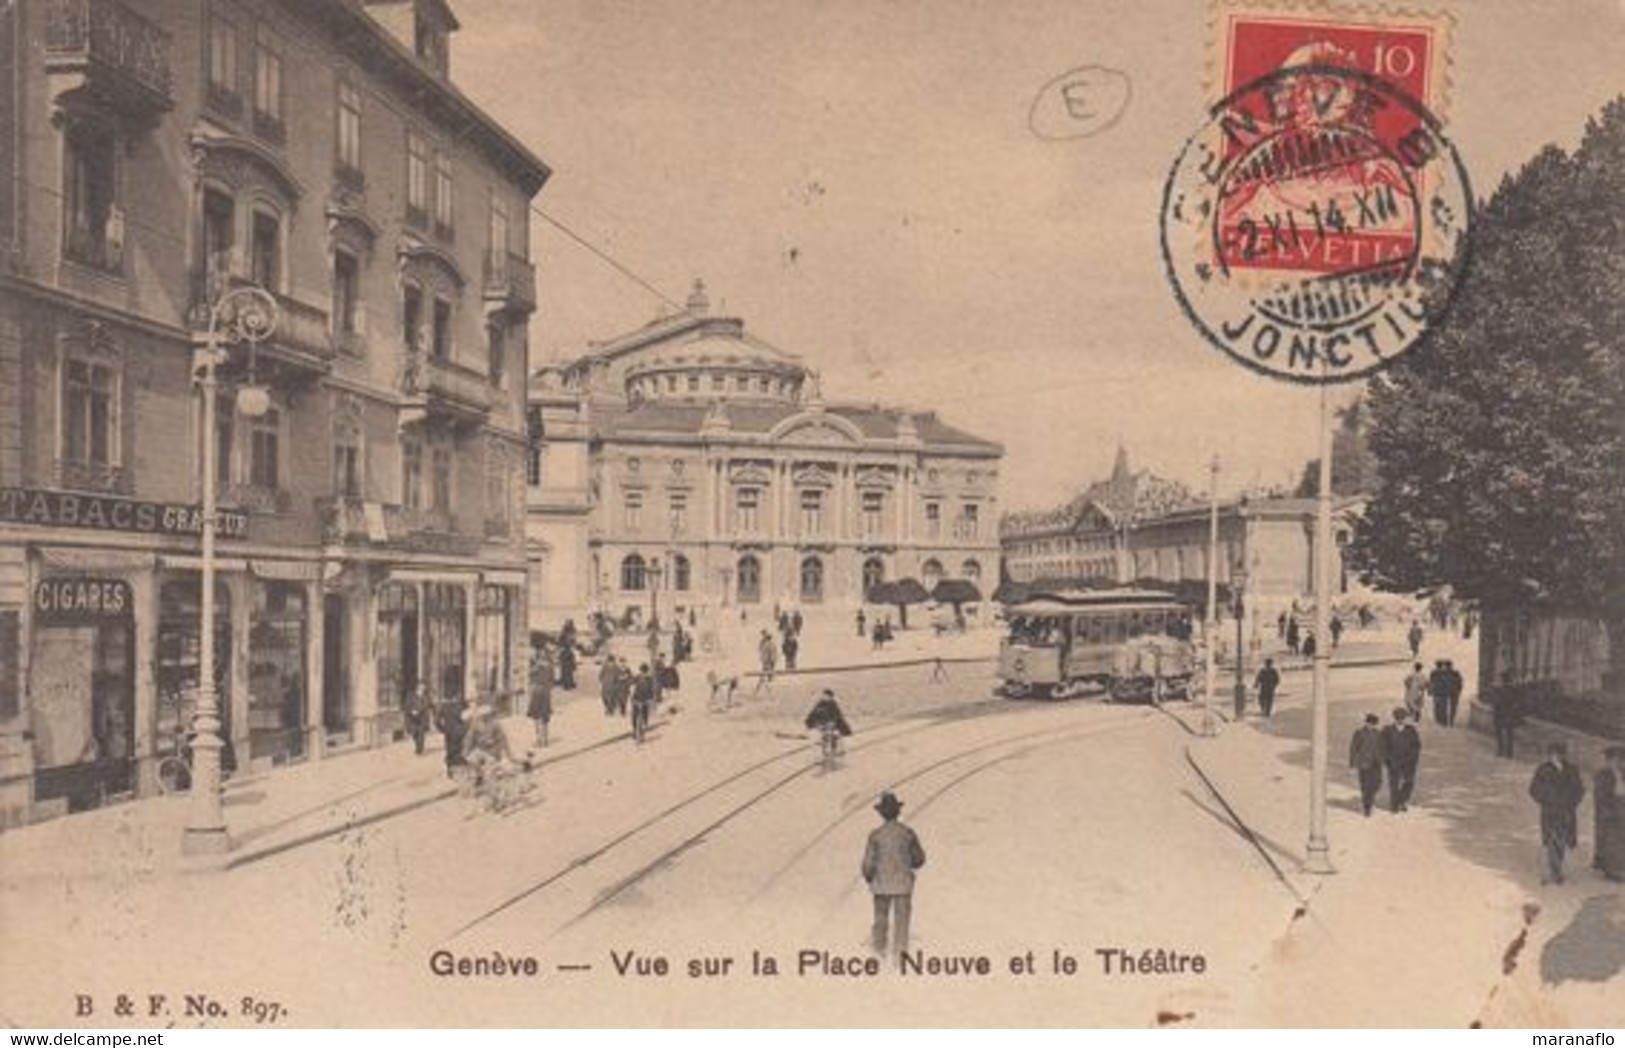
top-left (440, 699), bottom-right (1050, 943)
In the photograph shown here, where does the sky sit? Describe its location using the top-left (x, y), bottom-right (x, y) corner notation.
top-left (449, 0), bottom-right (1623, 509)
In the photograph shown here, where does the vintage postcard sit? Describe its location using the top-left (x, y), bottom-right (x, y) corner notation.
top-left (1, 0), bottom-right (1622, 1030)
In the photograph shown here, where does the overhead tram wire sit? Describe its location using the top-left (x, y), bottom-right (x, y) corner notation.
top-left (529, 204), bottom-right (682, 310)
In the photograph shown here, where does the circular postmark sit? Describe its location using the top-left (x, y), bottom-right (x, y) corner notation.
top-left (1160, 61), bottom-right (1472, 384)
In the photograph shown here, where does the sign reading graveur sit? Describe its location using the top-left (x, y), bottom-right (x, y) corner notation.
top-left (1160, 31), bottom-right (1472, 384)
top-left (0, 487), bottom-right (249, 540)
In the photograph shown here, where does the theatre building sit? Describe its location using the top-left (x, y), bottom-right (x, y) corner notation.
top-left (0, 0), bottom-right (546, 825)
top-left (525, 283), bottom-right (1004, 628)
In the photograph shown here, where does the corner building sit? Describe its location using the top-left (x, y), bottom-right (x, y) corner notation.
top-left (526, 283), bottom-right (1004, 628)
top-left (0, 0), bottom-right (547, 824)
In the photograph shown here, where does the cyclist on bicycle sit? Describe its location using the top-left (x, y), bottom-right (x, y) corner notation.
top-left (804, 689), bottom-right (853, 761)
top-left (464, 704), bottom-right (514, 786)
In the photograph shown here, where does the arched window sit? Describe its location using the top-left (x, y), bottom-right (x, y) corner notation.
top-left (862, 557), bottom-right (886, 598)
top-left (800, 556), bottom-right (824, 604)
top-left (673, 554), bottom-right (691, 592)
top-left (621, 554), bottom-right (646, 592)
top-left (737, 555), bottom-right (761, 604)
top-left (921, 558), bottom-right (945, 587)
top-left (961, 559), bottom-right (981, 582)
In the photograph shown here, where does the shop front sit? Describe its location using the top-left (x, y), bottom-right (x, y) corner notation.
top-left (423, 582), bottom-right (467, 705)
top-left (28, 576), bottom-right (136, 812)
top-left (247, 579), bottom-right (308, 764)
top-left (155, 574), bottom-right (236, 776)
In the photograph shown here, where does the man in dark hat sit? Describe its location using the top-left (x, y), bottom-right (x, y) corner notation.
top-left (1380, 707), bottom-right (1422, 813)
top-left (1348, 713), bottom-right (1385, 817)
top-left (1530, 741), bottom-right (1586, 885)
top-left (1593, 745), bottom-right (1625, 882)
top-left (861, 791), bottom-right (926, 959)
top-left (1428, 660), bottom-right (1452, 726)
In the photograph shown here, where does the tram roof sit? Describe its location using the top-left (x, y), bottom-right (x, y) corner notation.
top-left (1007, 589), bottom-right (1184, 615)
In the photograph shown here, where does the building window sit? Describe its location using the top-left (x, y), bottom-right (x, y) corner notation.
top-left (488, 195), bottom-right (509, 263)
top-left (624, 490), bottom-right (643, 531)
top-left (621, 554), bottom-right (647, 592)
top-left (735, 488), bottom-right (760, 533)
top-left (61, 358), bottom-right (117, 469)
top-left (433, 152), bottom-right (454, 234)
top-left (62, 122), bottom-right (121, 272)
top-left (962, 559), bottom-right (982, 583)
top-left (252, 39), bottom-right (283, 138)
top-left (201, 189), bottom-right (235, 295)
top-left (669, 494), bottom-right (687, 535)
top-left (758, 376), bottom-right (771, 393)
top-left (799, 489), bottom-right (824, 536)
top-left (402, 283), bottom-right (424, 351)
top-left (673, 554), bottom-right (691, 592)
top-left (861, 491), bottom-right (885, 537)
top-left (212, 393), bottom-right (233, 488)
top-left (249, 209), bottom-right (279, 291)
top-left (958, 503), bottom-right (980, 540)
top-left (336, 81), bottom-right (363, 179)
top-left (666, 375), bottom-right (677, 393)
top-left (925, 501), bottom-right (941, 539)
top-left (333, 436), bottom-right (362, 498)
top-left (431, 298), bottom-right (452, 360)
top-left (736, 555), bottom-right (761, 604)
top-left (431, 446), bottom-right (452, 511)
top-left (207, 15), bottom-right (240, 114)
top-left (862, 557), bottom-right (885, 597)
top-left (402, 438), bottom-right (423, 509)
top-left (711, 373), bottom-right (724, 391)
top-left (406, 133), bottom-right (428, 224)
top-left (473, 585), bottom-right (510, 696)
top-left (799, 556), bottom-right (824, 603)
top-left (487, 321), bottom-right (506, 387)
top-left (246, 408), bottom-right (280, 489)
top-left (921, 558), bottom-right (944, 588)
top-left (686, 374), bottom-right (699, 392)
top-left (332, 249), bottom-right (360, 337)
top-left (525, 407), bottom-right (543, 487)
top-left (485, 448), bottom-right (510, 531)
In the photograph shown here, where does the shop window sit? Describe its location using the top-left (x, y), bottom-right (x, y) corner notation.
top-left (0, 611), bottom-right (19, 717)
top-left (473, 586), bottom-right (510, 698)
top-left (60, 357), bottom-right (118, 472)
top-left (375, 583), bottom-right (418, 712)
top-left (336, 81), bottom-right (363, 180)
top-left (156, 579), bottom-right (233, 770)
top-left (250, 209), bottom-right (280, 291)
top-left (621, 554), bottom-right (646, 592)
top-left (247, 408), bottom-right (280, 489)
top-left (424, 584), bottom-right (466, 702)
top-left (62, 121), bottom-right (121, 272)
top-left (248, 582), bottom-right (305, 762)
top-left (332, 249), bottom-right (360, 337)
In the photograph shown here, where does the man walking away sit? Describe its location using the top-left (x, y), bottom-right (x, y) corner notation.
top-left (1254, 658), bottom-right (1280, 719)
top-left (1381, 708), bottom-right (1421, 812)
top-left (1442, 660), bottom-right (1464, 726)
top-left (1594, 746), bottom-right (1625, 882)
top-left (527, 648), bottom-right (554, 748)
top-left (600, 655), bottom-right (620, 716)
top-left (1529, 741), bottom-right (1585, 884)
top-left (782, 630), bottom-right (799, 672)
top-left (1349, 713), bottom-right (1384, 817)
top-left (1402, 662), bottom-right (1429, 726)
top-left (1428, 660), bottom-right (1451, 726)
top-left (436, 693), bottom-right (469, 779)
top-left (630, 663), bottom-right (657, 744)
top-left (1330, 614), bottom-right (1344, 649)
top-left (1408, 620), bottom-right (1424, 660)
top-left (1286, 618), bottom-right (1301, 656)
top-left (1492, 671), bottom-right (1523, 758)
top-left (862, 791), bottom-right (926, 961)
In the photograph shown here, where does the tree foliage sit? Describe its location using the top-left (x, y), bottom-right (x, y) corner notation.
top-left (1348, 98), bottom-right (1625, 616)
top-left (1295, 398), bottom-right (1379, 497)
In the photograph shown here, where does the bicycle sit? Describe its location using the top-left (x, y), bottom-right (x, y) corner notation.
top-left (818, 720), bottom-right (843, 773)
top-left (154, 687), bottom-right (193, 794)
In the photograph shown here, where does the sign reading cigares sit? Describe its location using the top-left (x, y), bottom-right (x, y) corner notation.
top-left (0, 488), bottom-right (248, 539)
top-left (34, 579), bottom-right (134, 625)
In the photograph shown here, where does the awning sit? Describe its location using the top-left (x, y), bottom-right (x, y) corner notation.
top-left (482, 569), bottom-right (528, 588)
top-left (252, 559), bottom-right (322, 581)
top-left (158, 554), bottom-right (249, 573)
top-left (37, 548), bottom-right (155, 573)
top-left (387, 568), bottom-right (479, 585)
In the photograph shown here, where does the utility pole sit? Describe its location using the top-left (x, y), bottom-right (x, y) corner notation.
top-left (1202, 455), bottom-right (1219, 736)
top-left (1306, 384), bottom-right (1335, 874)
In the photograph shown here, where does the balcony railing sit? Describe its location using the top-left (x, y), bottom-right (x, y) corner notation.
top-left (189, 275), bottom-right (335, 377)
top-left (482, 251), bottom-right (537, 314)
top-left (44, 0), bottom-right (174, 115)
top-left (220, 483), bottom-right (291, 515)
top-left (405, 351), bottom-right (492, 421)
top-left (319, 498), bottom-right (479, 555)
top-left (53, 457), bottom-right (130, 495)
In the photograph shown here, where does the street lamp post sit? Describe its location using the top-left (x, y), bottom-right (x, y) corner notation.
top-left (1305, 384), bottom-right (1336, 875)
top-left (648, 557), bottom-right (663, 629)
top-left (183, 285), bottom-right (278, 857)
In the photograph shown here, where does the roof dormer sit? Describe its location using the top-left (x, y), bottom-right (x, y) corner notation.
top-left (364, 0), bottom-right (460, 78)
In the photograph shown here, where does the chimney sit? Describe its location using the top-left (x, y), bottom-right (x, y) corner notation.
top-left (364, 0), bottom-right (460, 78)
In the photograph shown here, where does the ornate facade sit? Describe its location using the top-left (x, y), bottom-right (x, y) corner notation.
top-left (526, 283), bottom-right (1003, 628)
top-left (0, 0), bottom-right (547, 824)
